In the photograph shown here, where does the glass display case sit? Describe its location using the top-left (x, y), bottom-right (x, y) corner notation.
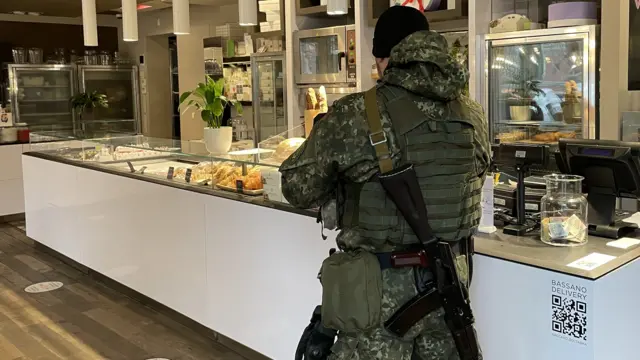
top-left (482, 26), bottom-right (598, 146)
top-left (251, 52), bottom-right (287, 145)
top-left (28, 134), bottom-right (304, 205)
top-left (77, 65), bottom-right (141, 136)
top-left (9, 64), bottom-right (76, 133)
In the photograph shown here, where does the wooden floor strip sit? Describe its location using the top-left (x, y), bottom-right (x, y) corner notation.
top-left (0, 223), bottom-right (252, 360)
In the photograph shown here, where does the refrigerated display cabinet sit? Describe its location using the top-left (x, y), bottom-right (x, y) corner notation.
top-left (77, 65), bottom-right (141, 136)
top-left (481, 26), bottom-right (598, 146)
top-left (251, 52), bottom-right (287, 145)
top-left (9, 64), bottom-right (76, 133)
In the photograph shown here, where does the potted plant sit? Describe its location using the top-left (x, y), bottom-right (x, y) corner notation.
top-left (505, 73), bottom-right (543, 121)
top-left (70, 91), bottom-right (108, 122)
top-left (179, 76), bottom-right (242, 154)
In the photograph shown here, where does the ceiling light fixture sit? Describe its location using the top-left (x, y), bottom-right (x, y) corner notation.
top-left (137, 4), bottom-right (152, 10)
top-left (238, 0), bottom-right (258, 26)
top-left (122, 0), bottom-right (139, 42)
top-left (173, 0), bottom-right (190, 35)
top-left (81, 0), bottom-right (98, 46)
top-left (327, 0), bottom-right (348, 15)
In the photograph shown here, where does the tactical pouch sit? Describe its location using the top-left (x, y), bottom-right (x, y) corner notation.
top-left (320, 250), bottom-right (382, 333)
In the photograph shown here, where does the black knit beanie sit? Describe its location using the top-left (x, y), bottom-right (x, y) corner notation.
top-left (373, 6), bottom-right (430, 58)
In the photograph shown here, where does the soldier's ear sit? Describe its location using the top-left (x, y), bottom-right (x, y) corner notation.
top-left (375, 58), bottom-right (390, 77)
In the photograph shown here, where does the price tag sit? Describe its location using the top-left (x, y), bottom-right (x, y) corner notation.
top-left (126, 161), bottom-right (135, 173)
top-left (167, 167), bottom-right (175, 180)
top-left (236, 179), bottom-right (244, 193)
top-left (185, 168), bottom-right (193, 183)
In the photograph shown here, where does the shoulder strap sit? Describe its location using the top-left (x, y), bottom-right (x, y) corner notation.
top-left (364, 87), bottom-right (394, 174)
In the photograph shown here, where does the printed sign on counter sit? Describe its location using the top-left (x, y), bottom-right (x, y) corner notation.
top-left (167, 167), bottom-right (175, 180)
top-left (567, 253), bottom-right (616, 271)
top-left (606, 237), bottom-right (640, 250)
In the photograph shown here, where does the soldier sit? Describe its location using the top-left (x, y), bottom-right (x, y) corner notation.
top-left (283, 5), bottom-right (490, 360)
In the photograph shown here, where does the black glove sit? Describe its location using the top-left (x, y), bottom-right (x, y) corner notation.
top-left (295, 306), bottom-right (337, 360)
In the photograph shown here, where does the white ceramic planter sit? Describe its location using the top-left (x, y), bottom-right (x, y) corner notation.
top-left (203, 126), bottom-right (233, 154)
top-left (510, 106), bottom-right (532, 121)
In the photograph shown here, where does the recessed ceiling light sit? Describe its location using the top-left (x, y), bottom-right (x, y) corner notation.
top-left (27, 12), bottom-right (42, 16)
top-left (11, 11), bottom-right (26, 15)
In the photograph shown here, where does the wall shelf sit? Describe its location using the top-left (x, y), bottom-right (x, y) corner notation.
top-left (251, 30), bottom-right (285, 40)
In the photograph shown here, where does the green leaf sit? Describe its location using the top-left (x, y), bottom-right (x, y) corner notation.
top-left (201, 109), bottom-right (213, 125)
top-left (211, 98), bottom-right (223, 118)
top-left (233, 101), bottom-right (243, 115)
top-left (205, 88), bottom-right (215, 106)
top-left (179, 91), bottom-right (192, 104)
top-left (214, 78), bottom-right (225, 97)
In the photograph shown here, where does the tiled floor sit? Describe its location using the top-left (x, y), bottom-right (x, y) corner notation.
top-left (0, 221), bottom-right (247, 360)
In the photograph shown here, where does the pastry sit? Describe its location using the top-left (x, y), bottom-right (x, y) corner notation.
top-left (317, 86), bottom-right (328, 112)
top-left (306, 88), bottom-right (318, 110)
top-left (532, 131), bottom-right (577, 142)
top-left (270, 138), bottom-right (306, 163)
top-left (497, 130), bottom-right (526, 143)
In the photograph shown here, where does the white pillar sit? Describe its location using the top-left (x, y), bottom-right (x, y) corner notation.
top-left (600, 0), bottom-right (630, 140)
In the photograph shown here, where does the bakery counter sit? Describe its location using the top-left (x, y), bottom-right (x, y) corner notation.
top-left (22, 135), bottom-right (330, 360)
top-left (24, 150), bottom-right (314, 218)
top-left (471, 228), bottom-right (640, 360)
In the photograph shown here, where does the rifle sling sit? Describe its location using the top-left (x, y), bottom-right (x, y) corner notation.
top-left (364, 87), bottom-right (394, 174)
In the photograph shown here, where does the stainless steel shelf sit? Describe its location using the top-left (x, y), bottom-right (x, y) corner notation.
top-left (19, 99), bottom-right (68, 102)
top-left (18, 85), bottom-right (70, 88)
top-left (21, 112), bottom-right (71, 117)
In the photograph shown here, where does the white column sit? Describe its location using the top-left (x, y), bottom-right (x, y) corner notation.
top-left (355, 0), bottom-right (376, 92)
top-left (600, 1), bottom-right (630, 140)
top-left (468, 0), bottom-right (492, 103)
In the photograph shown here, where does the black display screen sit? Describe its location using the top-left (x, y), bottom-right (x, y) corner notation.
top-left (579, 147), bottom-right (615, 157)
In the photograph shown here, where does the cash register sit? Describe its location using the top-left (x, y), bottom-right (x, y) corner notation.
top-left (558, 138), bottom-right (640, 239)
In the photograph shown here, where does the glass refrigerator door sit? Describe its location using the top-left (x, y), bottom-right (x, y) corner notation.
top-left (80, 68), bottom-right (138, 136)
top-left (487, 36), bottom-right (589, 145)
top-left (12, 66), bottom-right (75, 132)
top-left (254, 56), bottom-right (287, 144)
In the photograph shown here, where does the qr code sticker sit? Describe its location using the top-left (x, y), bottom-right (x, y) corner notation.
top-left (551, 295), bottom-right (587, 341)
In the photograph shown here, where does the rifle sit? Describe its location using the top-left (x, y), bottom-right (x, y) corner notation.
top-left (364, 87), bottom-right (482, 360)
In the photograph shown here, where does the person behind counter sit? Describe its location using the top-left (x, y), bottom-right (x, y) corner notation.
top-left (281, 5), bottom-right (490, 360)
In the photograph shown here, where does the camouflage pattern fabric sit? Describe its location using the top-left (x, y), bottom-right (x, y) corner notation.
top-left (327, 268), bottom-right (459, 360)
top-left (280, 30), bottom-right (489, 359)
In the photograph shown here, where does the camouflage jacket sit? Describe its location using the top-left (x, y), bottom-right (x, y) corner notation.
top-left (280, 31), bottom-right (491, 241)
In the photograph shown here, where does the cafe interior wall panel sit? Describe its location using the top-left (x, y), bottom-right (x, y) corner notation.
top-left (74, 167), bottom-right (208, 324)
top-left (0, 144), bottom-right (25, 216)
top-left (22, 156), bottom-right (81, 262)
top-left (204, 195), bottom-right (336, 360)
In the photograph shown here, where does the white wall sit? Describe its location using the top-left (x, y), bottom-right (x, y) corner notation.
top-left (120, 4), bottom-right (240, 141)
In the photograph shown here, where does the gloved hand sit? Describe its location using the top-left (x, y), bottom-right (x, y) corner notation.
top-left (295, 306), bottom-right (337, 360)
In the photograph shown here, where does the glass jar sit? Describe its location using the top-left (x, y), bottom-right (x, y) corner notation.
top-left (540, 174), bottom-right (588, 247)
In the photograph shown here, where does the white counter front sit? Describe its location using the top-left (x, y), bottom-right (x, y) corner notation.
top-left (23, 153), bottom-right (640, 360)
top-left (0, 143), bottom-right (30, 216)
top-left (22, 155), bottom-right (334, 360)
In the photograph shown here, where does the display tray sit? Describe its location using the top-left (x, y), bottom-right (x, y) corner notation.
top-left (216, 183), bottom-right (264, 196)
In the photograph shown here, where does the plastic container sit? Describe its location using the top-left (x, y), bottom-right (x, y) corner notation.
top-left (0, 127), bottom-right (17, 143)
top-left (16, 123), bottom-right (29, 143)
top-left (540, 174), bottom-right (588, 247)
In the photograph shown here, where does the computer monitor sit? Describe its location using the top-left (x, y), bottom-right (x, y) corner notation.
top-left (557, 138), bottom-right (640, 239)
